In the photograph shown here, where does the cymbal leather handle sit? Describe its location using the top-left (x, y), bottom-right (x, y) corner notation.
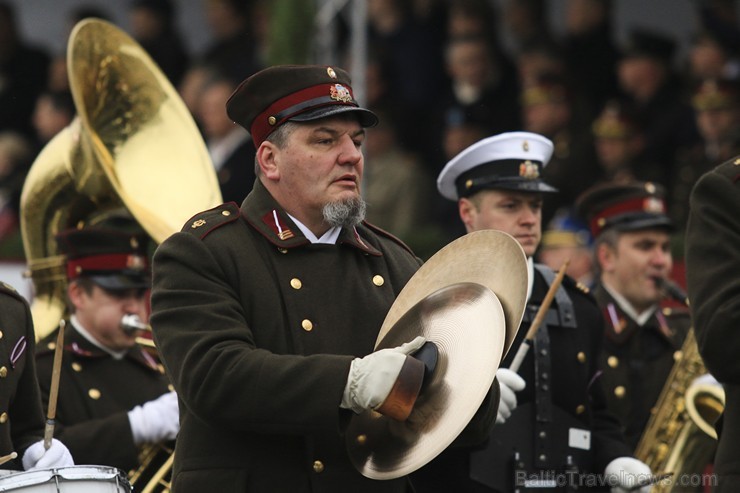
top-left (375, 355), bottom-right (425, 421)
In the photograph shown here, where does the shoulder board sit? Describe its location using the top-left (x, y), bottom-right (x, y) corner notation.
top-left (561, 275), bottom-right (598, 306)
top-left (181, 202), bottom-right (241, 240)
top-left (361, 221), bottom-right (416, 257)
top-left (0, 281), bottom-right (28, 305)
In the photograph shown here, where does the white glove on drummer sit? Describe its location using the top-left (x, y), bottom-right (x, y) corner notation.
top-left (495, 368), bottom-right (526, 424)
top-left (341, 336), bottom-right (426, 414)
top-left (128, 391), bottom-right (180, 446)
top-left (604, 457), bottom-right (653, 493)
top-left (22, 438), bottom-right (75, 470)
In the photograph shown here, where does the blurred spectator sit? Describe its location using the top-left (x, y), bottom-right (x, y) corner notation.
top-left (616, 28), bottom-right (699, 182)
top-left (521, 72), bottom-right (600, 226)
top-left (199, 0), bottom-right (264, 83)
top-left (196, 74), bottom-right (255, 205)
top-left (0, 132), bottom-right (33, 260)
top-left (364, 107), bottom-right (438, 257)
top-left (562, 0), bottom-right (620, 119)
top-left (266, 0), bottom-right (314, 64)
top-left (367, 0), bottom-right (448, 161)
top-left (178, 62), bottom-right (216, 119)
top-left (670, 77), bottom-right (740, 240)
top-left (439, 34), bottom-right (521, 139)
top-left (129, 0), bottom-right (190, 87)
top-left (687, 29), bottom-right (740, 81)
top-left (0, 2), bottom-right (51, 141)
top-left (537, 207), bottom-right (595, 286)
top-left (31, 89), bottom-right (75, 148)
top-left (591, 99), bottom-right (660, 184)
top-left (501, 0), bottom-right (554, 56)
top-left (516, 38), bottom-right (567, 83)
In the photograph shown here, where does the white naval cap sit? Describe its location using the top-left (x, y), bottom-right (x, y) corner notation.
top-left (437, 131), bottom-right (558, 201)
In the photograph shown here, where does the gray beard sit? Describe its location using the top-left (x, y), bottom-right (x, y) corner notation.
top-left (322, 197), bottom-right (367, 228)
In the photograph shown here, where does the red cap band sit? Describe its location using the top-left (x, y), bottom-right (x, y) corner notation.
top-left (589, 196), bottom-right (666, 236)
top-left (250, 83), bottom-right (356, 146)
top-left (66, 253), bottom-right (149, 279)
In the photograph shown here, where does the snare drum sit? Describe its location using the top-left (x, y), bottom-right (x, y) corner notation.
top-left (0, 466), bottom-right (131, 492)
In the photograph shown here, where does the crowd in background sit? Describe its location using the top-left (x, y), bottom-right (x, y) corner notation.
top-left (2, 0), bottom-right (740, 279)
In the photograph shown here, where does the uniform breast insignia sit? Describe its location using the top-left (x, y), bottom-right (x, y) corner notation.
top-left (191, 219), bottom-right (206, 229)
top-left (9, 336), bottom-right (26, 369)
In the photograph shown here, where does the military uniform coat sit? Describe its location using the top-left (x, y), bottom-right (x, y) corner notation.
top-left (35, 323), bottom-right (172, 471)
top-left (686, 157), bottom-right (740, 492)
top-left (592, 284), bottom-right (691, 449)
top-left (0, 283), bottom-right (45, 470)
top-left (151, 180), bottom-right (498, 493)
top-left (411, 267), bottom-right (630, 492)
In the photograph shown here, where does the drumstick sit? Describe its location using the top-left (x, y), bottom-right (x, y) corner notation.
top-left (0, 452), bottom-right (17, 466)
top-left (44, 320), bottom-right (66, 450)
top-left (508, 259), bottom-right (570, 373)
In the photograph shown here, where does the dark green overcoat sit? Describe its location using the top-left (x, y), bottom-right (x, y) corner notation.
top-left (686, 157), bottom-right (740, 492)
top-left (151, 180), bottom-right (498, 492)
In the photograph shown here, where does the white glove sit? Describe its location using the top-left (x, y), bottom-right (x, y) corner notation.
top-left (128, 391), bottom-right (180, 446)
top-left (604, 456), bottom-right (653, 493)
top-left (341, 336), bottom-right (426, 414)
top-left (495, 368), bottom-right (526, 424)
top-left (22, 438), bottom-right (75, 470)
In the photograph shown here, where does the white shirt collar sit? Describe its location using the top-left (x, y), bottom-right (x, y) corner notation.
top-left (70, 315), bottom-right (127, 360)
top-left (287, 213), bottom-right (341, 244)
top-left (602, 282), bottom-right (657, 326)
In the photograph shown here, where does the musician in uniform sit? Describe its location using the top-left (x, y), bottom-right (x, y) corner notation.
top-left (0, 281), bottom-right (74, 471)
top-left (576, 182), bottom-right (691, 450)
top-left (686, 157), bottom-right (740, 492)
top-left (412, 131), bottom-right (647, 492)
top-left (34, 213), bottom-right (178, 471)
top-left (149, 64), bottom-right (498, 493)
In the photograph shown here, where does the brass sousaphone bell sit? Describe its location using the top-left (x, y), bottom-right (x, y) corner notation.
top-left (20, 18), bottom-right (223, 339)
top-left (347, 230), bottom-right (529, 479)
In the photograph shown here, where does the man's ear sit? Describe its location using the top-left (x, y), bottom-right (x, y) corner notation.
top-left (458, 198), bottom-right (476, 233)
top-left (597, 242), bottom-right (617, 274)
top-left (256, 142), bottom-right (280, 181)
top-left (67, 282), bottom-right (84, 311)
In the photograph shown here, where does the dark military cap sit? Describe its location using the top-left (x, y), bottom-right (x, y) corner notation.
top-left (576, 182), bottom-right (672, 238)
top-left (691, 77), bottom-right (740, 111)
top-left (592, 100), bottom-right (641, 139)
top-left (55, 214), bottom-right (151, 291)
top-left (437, 131), bottom-right (557, 200)
top-left (521, 72), bottom-right (570, 107)
top-left (226, 65), bottom-right (378, 147)
top-left (622, 28), bottom-right (676, 63)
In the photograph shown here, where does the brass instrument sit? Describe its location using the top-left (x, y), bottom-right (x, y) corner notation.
top-left (20, 18), bottom-right (223, 493)
top-left (634, 279), bottom-right (723, 492)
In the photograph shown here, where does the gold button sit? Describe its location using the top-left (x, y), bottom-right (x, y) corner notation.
top-left (71, 362), bottom-right (82, 372)
top-left (614, 386), bottom-right (626, 398)
top-left (88, 389), bottom-right (101, 400)
top-left (47, 341), bottom-right (55, 350)
top-left (312, 460), bottom-right (324, 473)
top-left (674, 350), bottom-right (683, 362)
top-left (0, 367), bottom-right (7, 378)
top-left (372, 275), bottom-right (384, 287)
top-left (662, 307), bottom-right (672, 316)
top-left (0, 330), bottom-right (4, 339)
top-left (575, 405), bottom-right (585, 415)
top-left (268, 116), bottom-right (277, 126)
top-left (734, 158), bottom-right (740, 165)
top-left (302, 319), bottom-right (313, 332)
top-left (327, 67), bottom-right (336, 78)
top-left (465, 179), bottom-right (473, 189)
top-left (290, 278), bottom-right (302, 290)
top-left (597, 218), bottom-right (606, 227)
top-left (0, 413), bottom-right (8, 424)
top-left (607, 356), bottom-right (619, 368)
top-left (222, 210), bottom-right (231, 216)
top-left (356, 434), bottom-right (367, 445)
top-left (576, 352), bottom-right (586, 363)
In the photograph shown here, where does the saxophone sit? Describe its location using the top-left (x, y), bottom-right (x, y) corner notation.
top-left (634, 279), bottom-right (724, 492)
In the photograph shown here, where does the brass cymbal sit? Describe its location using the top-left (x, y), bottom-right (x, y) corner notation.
top-left (347, 282), bottom-right (506, 479)
top-left (377, 229), bottom-right (529, 358)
